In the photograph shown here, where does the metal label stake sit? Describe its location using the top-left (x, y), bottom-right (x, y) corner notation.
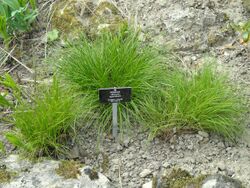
top-left (98, 87), bottom-right (132, 141)
top-left (112, 101), bottom-right (118, 140)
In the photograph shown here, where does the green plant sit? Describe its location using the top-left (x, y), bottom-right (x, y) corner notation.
top-left (0, 74), bottom-right (19, 123)
top-left (0, 94), bottom-right (10, 107)
top-left (0, 73), bottom-right (21, 102)
top-left (0, 73), bottom-right (22, 110)
top-left (0, 74), bottom-right (22, 113)
top-left (58, 26), bottom-right (167, 134)
top-left (141, 63), bottom-right (245, 141)
top-left (46, 29), bottom-right (59, 43)
top-left (5, 78), bottom-right (81, 157)
top-left (0, 141), bottom-right (6, 154)
top-left (0, 14), bottom-right (8, 43)
top-left (231, 20), bottom-right (250, 43)
top-left (0, 0), bottom-right (38, 45)
top-left (24, 0), bottom-right (36, 10)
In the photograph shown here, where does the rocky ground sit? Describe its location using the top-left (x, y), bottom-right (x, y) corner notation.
top-left (76, 1), bottom-right (250, 186)
top-left (0, 0), bottom-right (250, 187)
top-left (74, 126), bottom-right (250, 187)
top-left (0, 155), bottom-right (112, 188)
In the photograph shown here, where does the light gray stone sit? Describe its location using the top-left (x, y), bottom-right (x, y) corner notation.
top-left (2, 154), bottom-right (32, 172)
top-left (123, 138), bottom-right (130, 147)
top-left (202, 179), bottom-right (217, 188)
top-left (116, 144), bottom-right (123, 151)
top-left (198, 131), bottom-right (209, 138)
top-left (140, 169), bottom-right (152, 178)
top-left (162, 161), bottom-right (170, 168)
top-left (202, 174), bottom-right (243, 188)
top-left (142, 181), bottom-right (152, 188)
top-left (111, 158), bottom-right (119, 165)
top-left (217, 162), bottom-right (226, 171)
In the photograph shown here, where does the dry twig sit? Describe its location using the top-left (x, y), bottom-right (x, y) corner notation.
top-left (0, 47), bottom-right (15, 70)
top-left (0, 46), bottom-right (33, 74)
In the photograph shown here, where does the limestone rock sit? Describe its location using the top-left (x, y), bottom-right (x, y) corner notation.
top-left (146, 168), bottom-right (244, 188)
top-left (140, 169), bottom-right (152, 178)
top-left (0, 155), bottom-right (112, 188)
top-left (142, 181), bottom-right (152, 188)
top-left (202, 174), bottom-right (243, 188)
top-left (162, 161), bottom-right (171, 169)
top-left (198, 131), bottom-right (209, 138)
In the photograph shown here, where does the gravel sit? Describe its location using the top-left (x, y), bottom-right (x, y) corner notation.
top-left (76, 126), bottom-right (250, 188)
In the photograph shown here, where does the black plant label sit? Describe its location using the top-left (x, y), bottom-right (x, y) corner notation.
top-left (99, 87), bottom-right (132, 103)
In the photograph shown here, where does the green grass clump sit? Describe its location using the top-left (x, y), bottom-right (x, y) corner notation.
top-left (0, 74), bottom-right (21, 120)
top-left (141, 63), bottom-right (245, 140)
top-left (57, 26), bottom-right (245, 140)
top-left (0, 94), bottom-right (10, 107)
top-left (58, 27), bottom-right (167, 133)
top-left (5, 78), bottom-right (80, 157)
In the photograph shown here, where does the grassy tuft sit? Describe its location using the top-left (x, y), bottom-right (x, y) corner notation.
top-left (0, 168), bottom-right (17, 183)
top-left (141, 63), bottom-right (245, 141)
top-left (0, 94), bottom-right (10, 107)
top-left (58, 26), bottom-right (167, 134)
top-left (6, 77), bottom-right (81, 157)
top-left (158, 168), bottom-right (207, 188)
top-left (56, 160), bottom-right (83, 179)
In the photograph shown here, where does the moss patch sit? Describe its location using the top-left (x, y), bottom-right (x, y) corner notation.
top-left (0, 168), bottom-right (17, 183)
top-left (207, 30), bottom-right (224, 47)
top-left (52, 0), bottom-right (85, 40)
top-left (55, 160), bottom-right (83, 179)
top-left (51, 0), bottom-right (127, 40)
top-left (88, 1), bottom-right (127, 37)
top-left (159, 168), bottom-right (207, 188)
